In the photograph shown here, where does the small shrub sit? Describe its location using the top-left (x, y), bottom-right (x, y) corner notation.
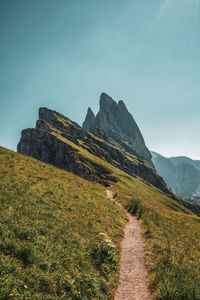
top-left (75, 274), bottom-right (100, 298)
top-left (0, 288), bottom-right (11, 300)
top-left (127, 199), bottom-right (146, 220)
top-left (91, 238), bottom-right (117, 271)
top-left (39, 261), bottom-right (49, 271)
top-left (0, 242), bottom-right (17, 255)
top-left (138, 205), bottom-right (145, 219)
top-left (17, 247), bottom-right (37, 265)
top-left (0, 227), bottom-right (3, 236)
top-left (100, 278), bottom-right (108, 294)
top-left (38, 227), bottom-right (47, 235)
top-left (38, 276), bottom-right (53, 293)
top-left (144, 229), bottom-right (152, 238)
top-left (128, 200), bottom-right (140, 215)
top-left (55, 273), bottom-right (72, 296)
top-left (8, 264), bottom-right (17, 274)
top-left (14, 228), bottom-right (34, 241)
top-left (56, 273), bottom-right (102, 299)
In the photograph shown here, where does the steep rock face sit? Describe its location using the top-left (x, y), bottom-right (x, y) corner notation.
top-left (151, 151), bottom-right (200, 197)
top-left (18, 129), bottom-right (77, 171)
top-left (82, 108), bottom-right (96, 131)
top-left (18, 107), bottom-right (172, 195)
top-left (82, 93), bottom-right (153, 167)
top-left (17, 128), bottom-right (98, 182)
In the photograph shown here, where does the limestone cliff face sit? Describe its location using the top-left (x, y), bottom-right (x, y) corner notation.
top-left (17, 107), bottom-right (172, 195)
top-left (18, 128), bottom-right (79, 174)
top-left (82, 93), bottom-right (153, 167)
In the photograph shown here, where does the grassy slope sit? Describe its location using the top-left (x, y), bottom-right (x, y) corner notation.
top-left (115, 180), bottom-right (200, 299)
top-left (1, 136), bottom-right (200, 299)
top-left (33, 118), bottom-right (200, 300)
top-left (0, 147), bottom-right (127, 299)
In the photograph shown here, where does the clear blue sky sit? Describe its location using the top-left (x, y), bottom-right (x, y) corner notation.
top-left (0, 0), bottom-right (200, 159)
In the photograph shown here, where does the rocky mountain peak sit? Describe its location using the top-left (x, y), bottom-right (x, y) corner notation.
top-left (117, 100), bottom-right (127, 111)
top-left (99, 93), bottom-right (118, 113)
top-left (83, 93), bottom-right (153, 167)
top-left (87, 107), bottom-right (95, 116)
top-left (82, 107), bottom-right (96, 131)
top-left (38, 107), bottom-right (57, 125)
top-left (39, 107), bottom-right (52, 118)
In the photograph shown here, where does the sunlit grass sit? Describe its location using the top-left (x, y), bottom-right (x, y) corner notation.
top-left (0, 147), bottom-right (127, 299)
top-left (113, 179), bottom-right (200, 299)
top-left (1, 130), bottom-right (200, 299)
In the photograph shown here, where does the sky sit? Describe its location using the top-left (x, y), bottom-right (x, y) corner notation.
top-left (0, 0), bottom-right (200, 159)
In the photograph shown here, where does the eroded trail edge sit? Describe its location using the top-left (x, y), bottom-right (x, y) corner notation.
top-left (106, 190), bottom-right (153, 300)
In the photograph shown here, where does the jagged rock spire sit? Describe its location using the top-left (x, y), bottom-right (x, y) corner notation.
top-left (82, 92), bottom-right (153, 167)
top-left (82, 107), bottom-right (96, 131)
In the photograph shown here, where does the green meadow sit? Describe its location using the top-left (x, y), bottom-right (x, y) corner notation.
top-left (1, 144), bottom-right (200, 299)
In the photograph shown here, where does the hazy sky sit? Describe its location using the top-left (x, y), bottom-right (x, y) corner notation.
top-left (0, 0), bottom-right (200, 159)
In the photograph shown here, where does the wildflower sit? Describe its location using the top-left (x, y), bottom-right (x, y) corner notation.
top-left (99, 232), bottom-right (108, 237)
top-left (107, 243), bottom-right (116, 248)
top-left (105, 238), bottom-right (112, 244)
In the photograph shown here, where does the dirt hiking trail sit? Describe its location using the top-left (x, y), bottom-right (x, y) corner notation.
top-left (106, 189), bottom-right (153, 300)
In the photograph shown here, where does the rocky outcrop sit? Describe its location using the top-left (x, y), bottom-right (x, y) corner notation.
top-left (83, 93), bottom-right (153, 167)
top-left (17, 128), bottom-right (98, 182)
top-left (18, 107), bottom-right (173, 195)
top-left (82, 108), bottom-right (97, 131)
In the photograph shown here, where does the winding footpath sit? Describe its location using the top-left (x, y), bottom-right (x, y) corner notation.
top-left (106, 190), bottom-right (153, 300)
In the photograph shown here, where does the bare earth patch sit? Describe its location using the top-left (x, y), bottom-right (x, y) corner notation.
top-left (106, 190), bottom-right (153, 300)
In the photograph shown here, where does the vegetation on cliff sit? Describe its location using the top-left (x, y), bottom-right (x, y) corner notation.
top-left (17, 107), bottom-right (173, 196)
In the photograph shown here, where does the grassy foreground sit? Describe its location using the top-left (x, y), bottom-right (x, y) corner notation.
top-left (0, 147), bottom-right (127, 299)
top-left (1, 144), bottom-right (200, 299)
top-left (114, 179), bottom-right (200, 300)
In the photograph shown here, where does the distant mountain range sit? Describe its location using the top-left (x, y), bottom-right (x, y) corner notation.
top-left (151, 151), bottom-right (200, 197)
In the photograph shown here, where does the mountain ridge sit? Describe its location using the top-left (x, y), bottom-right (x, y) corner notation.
top-left (151, 151), bottom-right (200, 197)
top-left (17, 106), bottom-right (171, 196)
